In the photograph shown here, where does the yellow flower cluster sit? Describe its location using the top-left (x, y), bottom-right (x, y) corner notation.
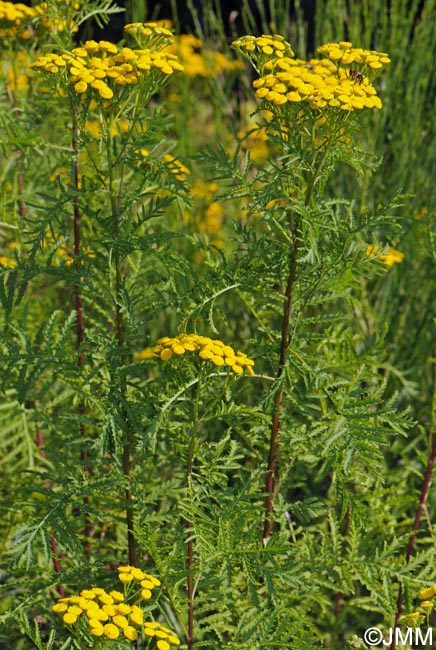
top-left (0, 241), bottom-right (20, 269)
top-left (252, 56), bottom-right (383, 110)
top-left (143, 621), bottom-right (181, 649)
top-left (366, 244), bottom-right (405, 266)
top-left (125, 21), bottom-right (174, 50)
top-left (31, 24), bottom-right (183, 101)
top-left (191, 180), bottom-right (219, 202)
top-left (163, 154), bottom-right (190, 181)
top-left (233, 35), bottom-right (390, 112)
top-left (34, 1), bottom-right (79, 35)
top-left (164, 34), bottom-right (243, 77)
top-left (0, 255), bottom-right (17, 269)
top-left (0, 0), bottom-right (35, 40)
top-left (0, 1), bottom-right (79, 41)
top-left (52, 566), bottom-right (180, 649)
top-left (399, 611), bottom-right (426, 627)
top-left (135, 333), bottom-right (255, 376)
top-left (185, 181), bottom-right (224, 247)
top-left (199, 202), bottom-right (225, 235)
top-left (317, 41), bottom-right (391, 70)
top-left (232, 34), bottom-right (294, 70)
top-left (4, 51), bottom-right (31, 92)
top-left (85, 117), bottom-right (129, 140)
top-left (398, 584), bottom-right (436, 628)
top-left (133, 150), bottom-right (190, 183)
top-left (418, 584), bottom-right (436, 600)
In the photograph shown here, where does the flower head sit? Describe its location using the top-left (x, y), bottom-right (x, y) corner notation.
top-left (366, 244), bottom-right (404, 266)
top-left (30, 30), bottom-right (183, 103)
top-left (52, 566), bottom-right (169, 641)
top-left (419, 585), bottom-right (436, 600)
top-left (232, 34), bottom-right (294, 74)
top-left (420, 601), bottom-right (434, 612)
top-left (143, 621), bottom-right (181, 646)
top-left (399, 611), bottom-right (425, 627)
top-left (317, 42), bottom-right (391, 70)
top-left (251, 56), bottom-right (383, 111)
top-left (0, 1), bottom-right (38, 41)
top-left (134, 333), bottom-right (255, 376)
top-left (233, 36), bottom-right (389, 113)
top-left (124, 21), bottom-right (174, 50)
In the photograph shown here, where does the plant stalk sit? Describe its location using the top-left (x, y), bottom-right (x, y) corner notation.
top-left (185, 380), bottom-right (201, 650)
top-left (262, 128), bottom-right (333, 545)
top-left (114, 230), bottom-right (137, 567)
top-left (72, 104), bottom-right (93, 556)
top-left (35, 407), bottom-right (64, 596)
top-left (263, 209), bottom-right (298, 545)
top-left (391, 380), bottom-right (436, 649)
top-left (107, 130), bottom-right (137, 566)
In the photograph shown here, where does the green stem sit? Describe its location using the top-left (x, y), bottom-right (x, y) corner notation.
top-left (72, 102), bottom-right (93, 556)
top-left (186, 377), bottom-right (201, 650)
top-left (106, 127), bottom-right (137, 567)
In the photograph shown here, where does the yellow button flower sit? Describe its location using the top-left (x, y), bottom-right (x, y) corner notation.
top-left (419, 585), bottom-right (436, 600)
top-left (157, 641), bottom-right (170, 650)
top-left (103, 623), bottom-right (120, 639)
top-left (63, 612), bottom-right (78, 625)
top-left (89, 623), bottom-right (104, 636)
top-left (123, 626), bottom-right (138, 640)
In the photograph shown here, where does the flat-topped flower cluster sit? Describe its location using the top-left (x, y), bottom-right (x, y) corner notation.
top-left (30, 23), bottom-right (183, 100)
top-left (52, 565), bottom-right (180, 649)
top-left (233, 36), bottom-right (390, 112)
top-left (231, 34), bottom-right (294, 71)
top-left (0, 0), bottom-right (78, 41)
top-left (0, 0), bottom-right (35, 38)
top-left (317, 41), bottom-right (390, 69)
top-left (135, 333), bottom-right (255, 376)
top-left (124, 21), bottom-right (174, 49)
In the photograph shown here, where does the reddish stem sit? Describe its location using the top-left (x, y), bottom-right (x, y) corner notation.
top-left (187, 532), bottom-right (194, 650)
top-left (391, 434), bottom-right (436, 649)
top-left (263, 211), bottom-right (298, 545)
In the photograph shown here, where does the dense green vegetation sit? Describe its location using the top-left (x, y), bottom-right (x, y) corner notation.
top-left (0, 1), bottom-right (435, 649)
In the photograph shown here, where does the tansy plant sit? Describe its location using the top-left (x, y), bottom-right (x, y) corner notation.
top-left (0, 2), bottom-right (425, 649)
top-left (1, 5), bottom-right (192, 646)
top-left (23, 18), bottom-right (187, 568)
top-left (1, 5), bottom-right (259, 648)
top-left (134, 332), bottom-right (255, 650)
top-left (224, 33), bottom-right (401, 544)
